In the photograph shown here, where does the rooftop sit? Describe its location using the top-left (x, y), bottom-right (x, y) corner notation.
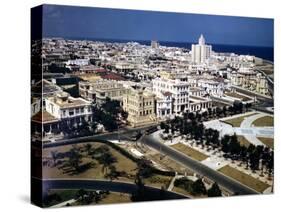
top-left (32, 110), bottom-right (58, 123)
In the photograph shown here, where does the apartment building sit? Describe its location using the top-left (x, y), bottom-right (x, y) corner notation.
top-left (79, 79), bottom-right (128, 104)
top-left (122, 88), bottom-right (157, 127)
top-left (230, 67), bottom-right (269, 95)
top-left (45, 91), bottom-right (92, 125)
top-left (152, 78), bottom-right (189, 114)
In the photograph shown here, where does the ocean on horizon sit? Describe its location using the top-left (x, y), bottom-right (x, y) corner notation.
top-left (51, 36), bottom-right (274, 62)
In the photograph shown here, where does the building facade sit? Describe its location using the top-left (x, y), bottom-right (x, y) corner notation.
top-left (191, 34), bottom-right (212, 64)
top-left (122, 88), bottom-right (157, 127)
top-left (79, 79), bottom-right (128, 104)
top-left (230, 68), bottom-right (269, 95)
top-left (152, 78), bottom-right (189, 114)
top-left (45, 91), bottom-right (92, 131)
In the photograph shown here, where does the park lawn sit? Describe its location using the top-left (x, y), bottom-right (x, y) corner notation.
top-left (223, 113), bottom-right (258, 127)
top-left (225, 92), bottom-right (251, 101)
top-left (97, 192), bottom-right (131, 205)
top-left (172, 185), bottom-right (206, 198)
top-left (252, 116), bottom-right (274, 127)
top-left (172, 186), bottom-right (192, 197)
top-left (171, 143), bottom-right (208, 161)
top-left (218, 165), bottom-right (269, 193)
top-left (143, 174), bottom-right (173, 189)
top-left (237, 136), bottom-right (251, 147)
top-left (43, 142), bottom-right (137, 180)
top-left (257, 137), bottom-right (274, 149)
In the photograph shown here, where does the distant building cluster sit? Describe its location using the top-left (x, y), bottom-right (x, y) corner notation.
top-left (31, 34), bottom-right (273, 141)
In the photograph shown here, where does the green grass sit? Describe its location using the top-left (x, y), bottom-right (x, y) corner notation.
top-left (257, 137), bottom-right (274, 149)
top-left (223, 113), bottom-right (257, 127)
top-left (252, 116), bottom-right (274, 127)
top-left (171, 143), bottom-right (208, 161)
top-left (218, 165), bottom-right (269, 193)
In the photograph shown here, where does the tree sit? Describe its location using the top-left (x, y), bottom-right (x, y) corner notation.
top-left (137, 159), bottom-right (153, 178)
top-left (222, 106), bottom-right (227, 117)
top-left (233, 100), bottom-right (243, 114)
top-left (267, 151), bottom-right (274, 178)
top-left (91, 122), bottom-right (98, 133)
top-left (207, 182), bottom-right (222, 197)
top-left (221, 135), bottom-right (230, 153)
top-left (102, 98), bottom-right (121, 116)
top-left (51, 150), bottom-right (58, 166)
top-left (105, 165), bottom-right (119, 180)
top-left (160, 122), bottom-right (166, 130)
top-left (208, 108), bottom-right (213, 118)
top-left (188, 112), bottom-right (195, 121)
top-left (131, 173), bottom-right (146, 202)
top-left (191, 178), bottom-right (207, 195)
top-left (83, 143), bottom-right (93, 155)
top-left (121, 110), bottom-right (128, 120)
top-left (216, 107), bottom-right (222, 118)
top-left (229, 134), bottom-right (241, 156)
top-left (164, 124), bottom-right (170, 134)
top-left (101, 113), bottom-right (118, 132)
top-left (67, 146), bottom-right (83, 172)
top-left (202, 111), bottom-right (208, 120)
top-left (97, 152), bottom-right (117, 174)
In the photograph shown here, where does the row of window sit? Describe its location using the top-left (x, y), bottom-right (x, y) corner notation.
top-left (62, 107), bottom-right (91, 117)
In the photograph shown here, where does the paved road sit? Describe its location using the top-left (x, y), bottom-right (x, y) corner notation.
top-left (141, 134), bottom-right (259, 195)
top-left (42, 178), bottom-right (187, 200)
top-left (42, 130), bottom-right (259, 195)
top-left (43, 125), bottom-right (153, 148)
top-left (240, 113), bottom-right (273, 146)
top-left (231, 85), bottom-right (273, 103)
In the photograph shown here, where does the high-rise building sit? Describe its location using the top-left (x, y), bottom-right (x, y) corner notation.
top-left (151, 40), bottom-right (160, 49)
top-left (191, 34), bottom-right (212, 64)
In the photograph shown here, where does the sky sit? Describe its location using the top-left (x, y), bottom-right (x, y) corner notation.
top-left (42, 4), bottom-right (274, 47)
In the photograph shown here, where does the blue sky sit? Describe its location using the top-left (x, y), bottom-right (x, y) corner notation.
top-left (42, 4), bottom-right (274, 47)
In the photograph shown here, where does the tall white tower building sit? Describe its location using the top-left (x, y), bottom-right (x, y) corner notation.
top-left (191, 34), bottom-right (212, 64)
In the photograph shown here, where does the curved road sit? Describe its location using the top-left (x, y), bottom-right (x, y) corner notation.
top-left (42, 178), bottom-right (187, 200)
top-left (42, 131), bottom-right (259, 195)
top-left (141, 134), bottom-right (258, 195)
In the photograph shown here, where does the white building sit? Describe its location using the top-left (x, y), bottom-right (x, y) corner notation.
top-left (156, 92), bottom-right (173, 120)
top-left (45, 91), bottom-right (93, 127)
top-left (197, 78), bottom-right (226, 97)
top-left (191, 34), bottom-right (212, 64)
top-left (152, 78), bottom-right (189, 114)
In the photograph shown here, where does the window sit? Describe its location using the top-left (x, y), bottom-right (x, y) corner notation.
top-left (81, 108), bottom-right (84, 113)
top-left (69, 110), bottom-right (74, 116)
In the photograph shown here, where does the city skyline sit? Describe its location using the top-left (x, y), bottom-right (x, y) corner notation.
top-left (42, 4), bottom-right (273, 47)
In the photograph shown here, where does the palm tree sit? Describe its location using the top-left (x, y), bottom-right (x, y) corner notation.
top-left (67, 147), bottom-right (82, 172)
top-left (98, 153), bottom-right (117, 175)
top-left (84, 143), bottom-right (93, 155)
top-left (51, 150), bottom-right (58, 167)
